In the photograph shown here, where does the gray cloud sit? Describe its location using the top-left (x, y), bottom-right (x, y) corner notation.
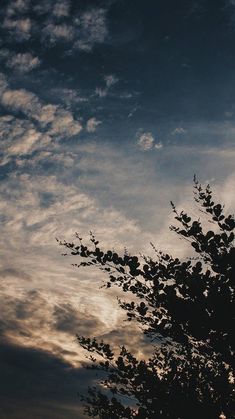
top-left (6, 52), bottom-right (41, 73)
top-left (104, 74), bottom-right (119, 88)
top-left (53, 303), bottom-right (104, 336)
top-left (43, 22), bottom-right (74, 43)
top-left (5, 0), bottom-right (30, 16)
top-left (1, 2), bottom-right (109, 52)
top-left (53, 0), bottom-right (71, 18)
top-left (0, 339), bottom-right (90, 418)
top-left (3, 17), bottom-right (32, 41)
top-left (73, 8), bottom-right (108, 52)
top-left (0, 267), bottom-right (31, 281)
top-left (95, 74), bottom-right (119, 98)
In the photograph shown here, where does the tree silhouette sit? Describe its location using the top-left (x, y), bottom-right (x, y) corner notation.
top-left (59, 178), bottom-right (235, 418)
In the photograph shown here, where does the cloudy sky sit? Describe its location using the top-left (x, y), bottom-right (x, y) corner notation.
top-left (0, 0), bottom-right (235, 417)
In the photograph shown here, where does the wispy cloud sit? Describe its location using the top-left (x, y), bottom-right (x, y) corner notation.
top-left (0, 74), bottom-right (82, 155)
top-left (0, 115), bottom-right (50, 165)
top-left (95, 74), bottom-right (119, 97)
top-left (50, 88), bottom-right (88, 109)
top-left (104, 74), bottom-right (119, 88)
top-left (171, 127), bottom-right (187, 135)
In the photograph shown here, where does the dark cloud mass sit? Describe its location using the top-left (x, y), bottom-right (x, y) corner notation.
top-left (0, 0), bottom-right (235, 417)
top-left (0, 340), bottom-right (90, 418)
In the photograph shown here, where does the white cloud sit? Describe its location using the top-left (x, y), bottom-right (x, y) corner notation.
top-left (7, 129), bottom-right (43, 155)
top-left (0, 115), bottom-right (51, 165)
top-left (0, 81), bottom-right (82, 140)
top-left (38, 104), bottom-right (58, 125)
top-left (6, 52), bottom-right (41, 73)
top-left (155, 141), bottom-right (163, 149)
top-left (1, 88), bottom-right (41, 116)
top-left (86, 117), bottom-right (102, 133)
top-left (49, 109), bottom-right (82, 137)
top-left (137, 132), bottom-right (155, 150)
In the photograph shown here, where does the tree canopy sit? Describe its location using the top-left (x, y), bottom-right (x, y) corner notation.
top-left (59, 178), bottom-right (235, 418)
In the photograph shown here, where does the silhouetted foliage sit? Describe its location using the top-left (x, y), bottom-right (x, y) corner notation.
top-left (59, 178), bottom-right (235, 418)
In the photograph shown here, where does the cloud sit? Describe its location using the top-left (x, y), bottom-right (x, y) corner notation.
top-left (155, 141), bottom-right (163, 149)
top-left (1, 2), bottom-right (109, 52)
top-left (5, 0), bottom-right (30, 16)
top-left (50, 88), bottom-right (88, 108)
top-left (73, 8), bottom-right (108, 51)
top-left (86, 117), bottom-right (102, 133)
top-left (6, 52), bottom-right (41, 73)
top-left (1, 88), bottom-right (41, 116)
top-left (0, 134), bottom-right (234, 401)
top-left (7, 129), bottom-right (43, 155)
top-left (48, 109), bottom-right (82, 137)
top-left (137, 132), bottom-right (155, 150)
top-left (0, 115), bottom-right (51, 165)
top-left (0, 268), bottom-right (30, 281)
top-left (0, 78), bottom-right (82, 145)
top-left (53, 1), bottom-right (71, 18)
top-left (0, 72), bottom-right (8, 94)
top-left (136, 131), bottom-right (163, 151)
top-left (95, 87), bottom-right (108, 98)
top-left (104, 74), bottom-right (119, 88)
top-left (171, 127), bottom-right (187, 135)
top-left (0, 339), bottom-right (90, 418)
top-left (95, 74), bottom-right (119, 98)
top-left (53, 303), bottom-right (104, 336)
top-left (43, 23), bottom-right (74, 43)
top-left (3, 17), bottom-right (32, 40)
top-left (0, 280), bottom-right (109, 364)
top-left (224, 111), bottom-right (233, 118)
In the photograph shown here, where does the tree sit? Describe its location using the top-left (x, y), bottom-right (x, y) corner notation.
top-left (59, 178), bottom-right (235, 418)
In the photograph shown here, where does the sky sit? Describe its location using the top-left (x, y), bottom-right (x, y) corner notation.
top-left (0, 0), bottom-right (235, 417)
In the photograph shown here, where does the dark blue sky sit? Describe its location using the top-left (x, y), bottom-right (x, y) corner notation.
top-left (0, 1), bottom-right (235, 417)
